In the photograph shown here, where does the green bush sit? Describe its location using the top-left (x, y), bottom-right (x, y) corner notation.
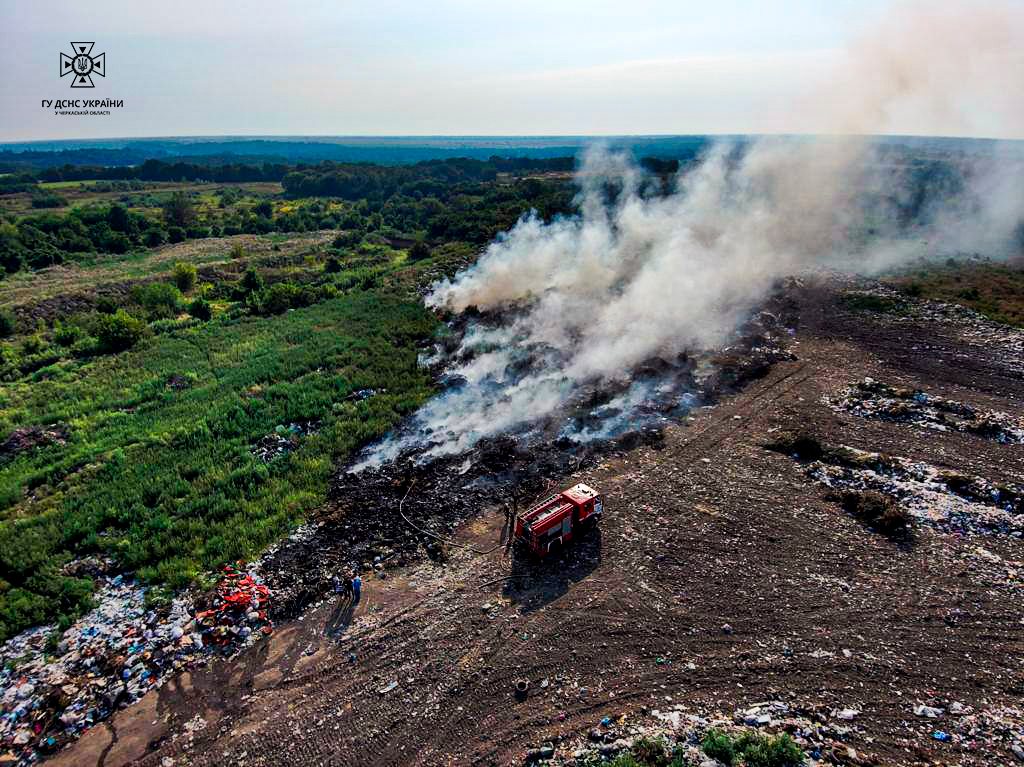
top-left (53, 319), bottom-right (85, 347)
top-left (95, 309), bottom-right (146, 352)
top-left (0, 309), bottom-right (15, 338)
top-left (332, 231), bottom-right (363, 249)
top-left (702, 730), bottom-right (737, 766)
top-left (241, 267), bottom-right (264, 294)
top-left (408, 240), bottom-right (431, 261)
top-left (132, 282), bottom-right (182, 320)
top-left (734, 733), bottom-right (803, 767)
top-left (167, 226), bottom-right (186, 244)
top-left (631, 737), bottom-right (669, 766)
top-left (608, 756), bottom-right (641, 767)
top-left (700, 730), bottom-right (804, 767)
top-left (187, 296), bottom-right (213, 321)
top-left (250, 282), bottom-right (305, 315)
top-left (172, 261), bottom-right (197, 292)
top-left (143, 228), bottom-right (167, 248)
top-left (30, 192), bottom-right (67, 209)
top-left (324, 255), bottom-right (343, 274)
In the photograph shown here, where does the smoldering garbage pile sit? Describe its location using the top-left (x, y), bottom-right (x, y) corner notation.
top-left (0, 562), bottom-right (272, 765)
top-left (352, 127), bottom-right (1022, 474)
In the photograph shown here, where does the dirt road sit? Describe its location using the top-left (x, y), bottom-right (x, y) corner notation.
top-left (57, 282), bottom-right (1024, 766)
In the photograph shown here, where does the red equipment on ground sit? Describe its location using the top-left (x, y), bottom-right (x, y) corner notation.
top-left (513, 483), bottom-right (603, 556)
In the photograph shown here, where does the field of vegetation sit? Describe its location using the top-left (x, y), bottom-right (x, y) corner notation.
top-left (0, 156), bottom-right (570, 642)
top-left (0, 244), bottom-right (451, 641)
top-left (887, 257), bottom-right (1024, 326)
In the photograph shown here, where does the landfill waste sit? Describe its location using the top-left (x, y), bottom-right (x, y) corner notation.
top-left (940, 703), bottom-right (1024, 760)
top-left (0, 562), bottom-right (272, 765)
top-left (345, 388), bottom-right (381, 402)
top-left (840, 281), bottom-right (1024, 378)
top-left (826, 378), bottom-right (1024, 444)
top-left (547, 697), bottom-right (1024, 765)
top-left (801, 441), bottom-right (1023, 538)
top-left (250, 420), bottom-right (321, 463)
top-left (0, 424), bottom-right (69, 459)
top-left (549, 700), bottom-right (861, 766)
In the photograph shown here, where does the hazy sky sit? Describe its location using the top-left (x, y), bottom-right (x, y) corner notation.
top-left (0, 0), bottom-right (1018, 142)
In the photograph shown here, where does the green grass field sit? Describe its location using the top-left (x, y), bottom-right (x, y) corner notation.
top-left (0, 244), bottom-right (443, 641)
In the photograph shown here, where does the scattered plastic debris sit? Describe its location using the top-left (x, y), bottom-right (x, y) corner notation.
top-left (250, 420), bottom-right (321, 463)
top-left (826, 378), bottom-right (1024, 444)
top-left (0, 562), bottom-right (272, 764)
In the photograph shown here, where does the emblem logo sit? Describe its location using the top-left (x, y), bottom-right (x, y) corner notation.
top-left (60, 42), bottom-right (106, 88)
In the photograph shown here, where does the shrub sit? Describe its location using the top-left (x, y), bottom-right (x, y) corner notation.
top-left (143, 228), bottom-right (166, 248)
top-left (69, 335), bottom-right (98, 358)
top-left (103, 232), bottom-right (131, 254)
top-left (229, 242), bottom-right (247, 260)
top-left (701, 730), bottom-right (737, 766)
top-left (95, 296), bottom-right (119, 315)
top-left (408, 240), bottom-right (431, 261)
top-left (132, 282), bottom-right (182, 320)
top-left (53, 320), bottom-right (85, 347)
top-left (607, 756), bottom-right (641, 767)
top-left (30, 192), bottom-right (67, 209)
top-left (241, 267), bottom-right (264, 294)
top-left (324, 255), bottom-right (343, 274)
top-left (167, 226), bottom-right (186, 244)
top-left (162, 191), bottom-right (196, 229)
top-left (0, 310), bottom-right (15, 338)
top-left (734, 732), bottom-right (804, 767)
top-left (172, 261), bottom-right (197, 292)
top-left (95, 309), bottom-right (146, 352)
top-left (251, 282), bottom-right (305, 315)
top-left (21, 333), bottom-right (45, 355)
top-left (332, 231), bottom-right (363, 249)
top-left (107, 204), bottom-right (130, 232)
top-left (631, 737), bottom-right (669, 766)
top-left (187, 296), bottom-right (212, 321)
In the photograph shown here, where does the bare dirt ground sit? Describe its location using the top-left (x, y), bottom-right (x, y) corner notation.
top-left (55, 279), bottom-right (1024, 767)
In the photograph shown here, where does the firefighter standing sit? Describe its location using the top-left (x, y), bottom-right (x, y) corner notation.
top-left (333, 572), bottom-right (352, 600)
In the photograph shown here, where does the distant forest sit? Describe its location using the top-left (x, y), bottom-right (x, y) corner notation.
top-left (0, 136), bottom-right (715, 171)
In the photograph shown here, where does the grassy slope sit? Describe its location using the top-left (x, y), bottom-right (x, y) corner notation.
top-left (887, 259), bottom-right (1024, 327)
top-left (0, 232), bottom-right (332, 308)
top-left (0, 256), bottom-right (440, 640)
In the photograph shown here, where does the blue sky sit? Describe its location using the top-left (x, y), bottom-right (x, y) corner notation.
top-left (0, 0), bottom-right (1011, 142)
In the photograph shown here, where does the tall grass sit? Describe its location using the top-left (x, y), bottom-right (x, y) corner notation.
top-left (0, 290), bottom-right (437, 640)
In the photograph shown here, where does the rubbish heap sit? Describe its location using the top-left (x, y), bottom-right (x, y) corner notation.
top-left (807, 445), bottom-right (1023, 538)
top-left (0, 563), bottom-right (272, 765)
top-left (194, 563), bottom-right (273, 649)
top-left (250, 421), bottom-right (321, 463)
top-left (826, 378), bottom-right (1024, 444)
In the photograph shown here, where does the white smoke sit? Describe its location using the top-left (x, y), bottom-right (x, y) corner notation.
top-left (352, 1), bottom-right (1024, 469)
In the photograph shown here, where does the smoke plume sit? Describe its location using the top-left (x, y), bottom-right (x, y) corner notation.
top-left (352, 2), bottom-right (1024, 469)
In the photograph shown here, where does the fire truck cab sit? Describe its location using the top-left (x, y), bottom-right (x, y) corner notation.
top-left (513, 483), bottom-right (603, 556)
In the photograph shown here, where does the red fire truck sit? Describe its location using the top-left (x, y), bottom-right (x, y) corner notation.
top-left (513, 483), bottom-right (603, 556)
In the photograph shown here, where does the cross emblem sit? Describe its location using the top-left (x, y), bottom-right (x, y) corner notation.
top-left (60, 42), bottom-right (106, 88)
